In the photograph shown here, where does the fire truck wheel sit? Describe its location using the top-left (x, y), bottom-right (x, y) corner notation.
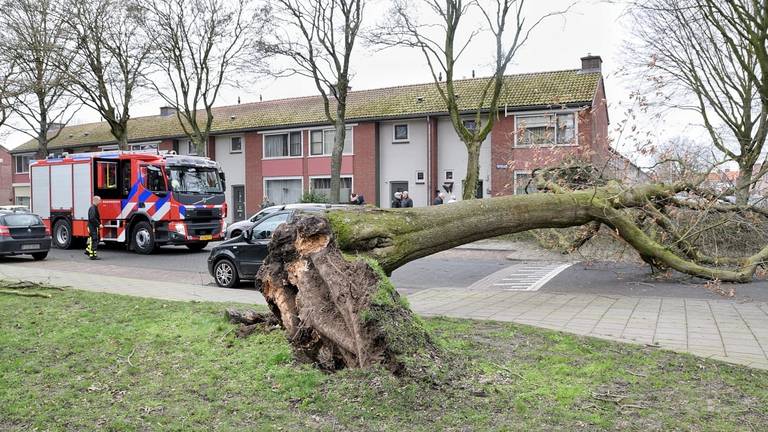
top-left (132, 221), bottom-right (156, 254)
top-left (214, 259), bottom-right (239, 288)
top-left (53, 219), bottom-right (73, 249)
top-left (186, 242), bottom-right (208, 252)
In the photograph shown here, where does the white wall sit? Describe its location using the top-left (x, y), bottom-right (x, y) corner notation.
top-left (214, 134), bottom-right (245, 222)
top-left (379, 120), bottom-right (429, 207)
top-left (436, 116), bottom-right (492, 201)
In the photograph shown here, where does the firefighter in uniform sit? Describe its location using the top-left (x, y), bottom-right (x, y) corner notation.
top-left (86, 196), bottom-right (102, 260)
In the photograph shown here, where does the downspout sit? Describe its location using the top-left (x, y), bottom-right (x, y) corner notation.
top-left (375, 122), bottom-right (381, 207)
top-left (426, 115), bottom-right (431, 205)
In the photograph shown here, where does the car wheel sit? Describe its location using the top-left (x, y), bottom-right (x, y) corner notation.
top-left (132, 221), bottom-right (156, 254)
top-left (230, 230), bottom-right (241, 239)
top-left (214, 259), bottom-right (239, 288)
top-left (31, 252), bottom-right (48, 261)
top-left (186, 241), bottom-right (208, 252)
top-left (52, 219), bottom-right (73, 249)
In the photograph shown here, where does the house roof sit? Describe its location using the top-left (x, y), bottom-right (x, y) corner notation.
top-left (13, 69), bottom-right (601, 153)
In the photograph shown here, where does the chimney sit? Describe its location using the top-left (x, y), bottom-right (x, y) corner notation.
top-left (580, 54), bottom-right (602, 73)
top-left (160, 106), bottom-right (177, 117)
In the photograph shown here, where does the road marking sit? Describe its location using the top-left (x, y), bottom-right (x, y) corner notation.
top-left (468, 261), bottom-right (575, 292)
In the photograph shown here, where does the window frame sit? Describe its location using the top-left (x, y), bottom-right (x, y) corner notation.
top-left (262, 131), bottom-right (303, 159)
top-left (392, 124), bottom-right (409, 143)
top-left (14, 154), bottom-right (33, 174)
top-left (462, 119), bottom-right (480, 133)
top-left (263, 176), bottom-right (304, 205)
top-left (230, 136), bottom-right (243, 154)
top-left (308, 127), bottom-right (354, 157)
top-left (308, 175), bottom-right (354, 197)
top-left (513, 111), bottom-right (579, 148)
top-left (187, 140), bottom-right (198, 156)
top-left (513, 170), bottom-right (535, 195)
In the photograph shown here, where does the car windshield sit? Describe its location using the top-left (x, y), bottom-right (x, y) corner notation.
top-left (2, 214), bottom-right (42, 227)
top-left (168, 167), bottom-right (223, 194)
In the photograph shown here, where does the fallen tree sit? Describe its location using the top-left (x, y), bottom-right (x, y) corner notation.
top-left (253, 170), bottom-right (768, 372)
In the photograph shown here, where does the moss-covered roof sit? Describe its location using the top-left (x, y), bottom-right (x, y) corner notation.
top-left (13, 69), bottom-right (600, 153)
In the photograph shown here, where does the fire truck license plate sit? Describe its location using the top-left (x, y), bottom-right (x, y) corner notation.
top-left (22, 244), bottom-right (39, 250)
top-left (200, 235), bottom-right (212, 241)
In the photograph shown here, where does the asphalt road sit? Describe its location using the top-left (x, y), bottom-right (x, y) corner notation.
top-left (5, 245), bottom-right (768, 302)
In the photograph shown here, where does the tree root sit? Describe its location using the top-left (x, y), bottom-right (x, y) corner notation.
top-left (224, 308), bottom-right (281, 338)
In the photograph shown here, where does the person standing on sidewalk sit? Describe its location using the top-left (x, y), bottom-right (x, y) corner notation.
top-left (401, 191), bottom-right (414, 208)
top-left (86, 196), bottom-right (102, 260)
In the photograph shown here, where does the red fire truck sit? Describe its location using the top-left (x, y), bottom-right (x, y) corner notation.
top-left (30, 150), bottom-right (227, 254)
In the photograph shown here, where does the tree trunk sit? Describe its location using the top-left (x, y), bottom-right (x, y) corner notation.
top-left (461, 141), bottom-right (481, 200)
top-left (329, 119), bottom-right (346, 204)
top-left (735, 162), bottom-right (753, 206)
top-left (255, 181), bottom-right (768, 373)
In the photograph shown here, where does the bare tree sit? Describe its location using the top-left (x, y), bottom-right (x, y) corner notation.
top-left (627, 0), bottom-right (767, 205)
top-left (0, 0), bottom-right (78, 157)
top-left (375, 0), bottom-right (569, 200)
top-left (60, 0), bottom-right (153, 150)
top-left (267, 0), bottom-right (364, 204)
top-left (143, 0), bottom-right (266, 156)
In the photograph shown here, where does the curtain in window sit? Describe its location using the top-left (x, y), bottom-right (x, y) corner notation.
top-left (265, 179), bottom-right (302, 204)
top-left (556, 114), bottom-right (575, 144)
top-left (289, 132), bottom-right (302, 156)
top-left (264, 134), bottom-right (288, 158)
top-left (311, 177), bottom-right (352, 199)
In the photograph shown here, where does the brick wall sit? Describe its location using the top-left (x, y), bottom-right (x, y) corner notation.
top-left (0, 146), bottom-right (12, 204)
top-left (244, 131), bottom-right (263, 215)
top-left (352, 122), bottom-right (377, 204)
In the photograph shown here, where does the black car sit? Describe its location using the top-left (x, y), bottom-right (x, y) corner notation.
top-left (0, 210), bottom-right (52, 260)
top-left (208, 210), bottom-right (294, 287)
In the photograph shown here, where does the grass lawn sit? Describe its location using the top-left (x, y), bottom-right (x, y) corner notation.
top-left (1, 289), bottom-right (767, 431)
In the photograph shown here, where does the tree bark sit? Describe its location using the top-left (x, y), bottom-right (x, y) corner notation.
top-left (461, 141), bottom-right (482, 200)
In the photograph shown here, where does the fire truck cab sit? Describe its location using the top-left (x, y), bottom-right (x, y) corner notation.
top-left (30, 150), bottom-right (227, 254)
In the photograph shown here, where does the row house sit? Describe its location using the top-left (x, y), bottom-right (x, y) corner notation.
top-left (7, 55), bottom-right (612, 222)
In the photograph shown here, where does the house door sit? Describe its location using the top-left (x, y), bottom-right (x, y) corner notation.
top-left (232, 185), bottom-right (245, 221)
top-left (389, 181), bottom-right (408, 207)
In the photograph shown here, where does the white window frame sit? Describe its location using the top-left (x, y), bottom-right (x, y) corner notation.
top-left (513, 110), bottom-right (579, 148)
top-left (14, 154), bottom-right (34, 174)
top-left (308, 127), bottom-right (354, 157)
top-left (392, 124), bottom-right (409, 143)
top-left (513, 170), bottom-right (534, 195)
top-left (187, 140), bottom-right (198, 156)
top-left (263, 176), bottom-right (305, 203)
top-left (309, 175), bottom-right (354, 197)
top-left (230, 136), bottom-right (243, 154)
top-left (262, 131), bottom-right (303, 159)
top-left (415, 170), bottom-right (425, 184)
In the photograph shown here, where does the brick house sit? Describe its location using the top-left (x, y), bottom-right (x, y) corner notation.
top-left (0, 144), bottom-right (13, 205)
top-left (10, 55), bottom-right (615, 221)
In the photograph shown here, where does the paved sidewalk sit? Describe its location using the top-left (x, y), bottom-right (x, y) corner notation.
top-left (2, 263), bottom-right (767, 370)
top-left (408, 288), bottom-right (768, 370)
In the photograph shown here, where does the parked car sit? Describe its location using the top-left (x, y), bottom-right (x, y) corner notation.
top-left (224, 203), bottom-right (348, 239)
top-left (0, 210), bottom-right (52, 260)
top-left (0, 205), bottom-right (30, 212)
top-left (210, 205), bottom-right (348, 287)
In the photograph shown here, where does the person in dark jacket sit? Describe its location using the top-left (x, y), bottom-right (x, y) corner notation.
top-left (350, 193), bottom-right (365, 205)
top-left (401, 191), bottom-right (414, 208)
top-left (433, 190), bottom-right (444, 205)
top-left (85, 196), bottom-right (102, 260)
top-left (391, 192), bottom-right (402, 208)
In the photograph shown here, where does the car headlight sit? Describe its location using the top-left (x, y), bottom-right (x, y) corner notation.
top-left (169, 221), bottom-right (187, 236)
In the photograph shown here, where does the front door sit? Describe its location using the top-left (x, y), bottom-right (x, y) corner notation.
top-left (232, 185), bottom-right (245, 221)
top-left (390, 181), bottom-right (408, 207)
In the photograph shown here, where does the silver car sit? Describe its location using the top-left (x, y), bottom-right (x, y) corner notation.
top-left (224, 203), bottom-right (350, 239)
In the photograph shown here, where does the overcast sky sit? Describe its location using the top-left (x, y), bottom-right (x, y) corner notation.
top-left (2, 0), bottom-right (699, 164)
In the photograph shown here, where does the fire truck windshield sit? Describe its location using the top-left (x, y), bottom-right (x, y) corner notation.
top-left (168, 166), bottom-right (223, 194)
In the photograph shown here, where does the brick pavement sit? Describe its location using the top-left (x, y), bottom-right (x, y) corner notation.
top-left (2, 263), bottom-right (766, 370)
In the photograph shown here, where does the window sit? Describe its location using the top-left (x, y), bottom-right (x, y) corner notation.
top-left (129, 142), bottom-right (158, 151)
top-left (310, 128), bottom-right (352, 156)
top-left (310, 177), bottom-right (352, 199)
top-left (516, 113), bottom-right (576, 146)
top-left (14, 196), bottom-right (30, 208)
top-left (14, 155), bottom-right (32, 174)
top-left (463, 119), bottom-right (479, 133)
top-left (96, 161), bottom-right (118, 190)
top-left (187, 140), bottom-right (198, 155)
top-left (141, 165), bottom-right (167, 192)
top-left (514, 172), bottom-right (536, 195)
top-left (252, 213), bottom-right (291, 240)
top-left (393, 124), bottom-right (409, 141)
top-left (265, 178), bottom-right (302, 204)
top-left (100, 145), bottom-right (119, 151)
top-left (264, 132), bottom-right (302, 158)
top-left (230, 136), bottom-right (242, 153)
